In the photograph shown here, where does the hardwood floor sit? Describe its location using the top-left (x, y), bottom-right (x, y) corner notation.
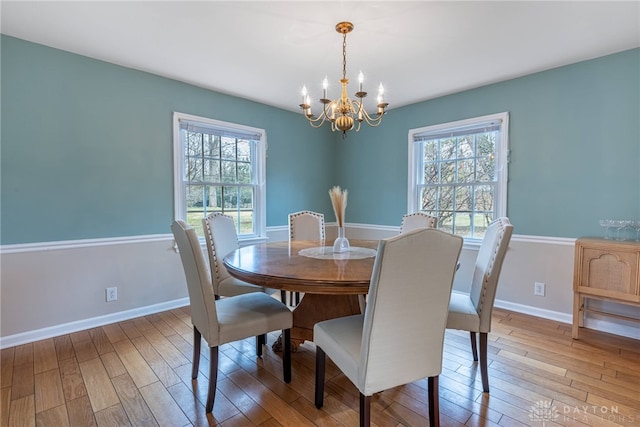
top-left (1, 308), bottom-right (638, 427)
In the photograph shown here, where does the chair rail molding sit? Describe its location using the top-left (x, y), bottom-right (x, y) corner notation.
top-left (0, 233), bottom-right (173, 254)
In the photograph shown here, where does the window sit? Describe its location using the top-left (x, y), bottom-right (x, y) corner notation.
top-left (173, 112), bottom-right (266, 240)
top-left (408, 112), bottom-right (509, 241)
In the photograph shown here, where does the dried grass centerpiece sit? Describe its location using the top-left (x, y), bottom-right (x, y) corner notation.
top-left (329, 186), bottom-right (348, 227)
top-left (329, 186), bottom-right (350, 253)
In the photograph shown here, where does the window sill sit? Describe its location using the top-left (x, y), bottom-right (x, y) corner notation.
top-left (462, 238), bottom-right (482, 250)
top-left (239, 236), bottom-right (268, 247)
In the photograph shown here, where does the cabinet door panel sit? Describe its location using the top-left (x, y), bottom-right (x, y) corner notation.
top-left (582, 248), bottom-right (636, 294)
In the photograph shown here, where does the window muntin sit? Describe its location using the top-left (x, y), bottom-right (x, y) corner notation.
top-left (408, 112), bottom-right (508, 241)
top-left (173, 112), bottom-right (266, 240)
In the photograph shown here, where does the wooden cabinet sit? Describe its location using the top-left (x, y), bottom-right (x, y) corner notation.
top-left (573, 238), bottom-right (640, 338)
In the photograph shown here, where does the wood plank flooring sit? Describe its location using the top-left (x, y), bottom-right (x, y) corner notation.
top-left (1, 308), bottom-right (638, 426)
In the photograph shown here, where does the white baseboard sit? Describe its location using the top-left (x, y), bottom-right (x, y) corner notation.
top-left (492, 297), bottom-right (573, 324)
top-left (493, 297), bottom-right (639, 340)
top-left (0, 298), bottom-right (190, 349)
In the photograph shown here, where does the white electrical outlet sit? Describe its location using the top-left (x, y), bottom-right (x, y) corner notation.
top-left (534, 282), bottom-right (545, 296)
top-left (106, 287), bottom-right (118, 302)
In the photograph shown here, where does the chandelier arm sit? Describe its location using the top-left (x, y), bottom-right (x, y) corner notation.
top-left (303, 108), bottom-right (331, 127)
top-left (323, 101), bottom-right (336, 122)
top-left (306, 118), bottom-right (328, 128)
top-left (359, 107), bottom-right (385, 126)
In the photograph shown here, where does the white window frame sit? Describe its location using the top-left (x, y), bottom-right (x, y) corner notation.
top-left (408, 112), bottom-right (509, 242)
top-left (173, 112), bottom-right (267, 243)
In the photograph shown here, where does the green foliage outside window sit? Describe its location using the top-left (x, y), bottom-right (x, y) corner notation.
top-left (183, 131), bottom-right (256, 237)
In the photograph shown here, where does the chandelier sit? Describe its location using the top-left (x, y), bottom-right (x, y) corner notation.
top-left (299, 22), bottom-right (388, 137)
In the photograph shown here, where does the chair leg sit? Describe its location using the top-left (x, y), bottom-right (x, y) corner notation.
top-left (315, 346), bottom-right (326, 408)
top-left (479, 332), bottom-right (489, 392)
top-left (428, 376), bottom-right (440, 427)
top-left (360, 394), bottom-right (371, 427)
top-left (470, 331), bottom-right (478, 361)
top-left (206, 346), bottom-right (219, 413)
top-left (256, 334), bottom-right (266, 357)
top-left (280, 290), bottom-right (287, 305)
top-left (283, 329), bottom-right (291, 383)
top-left (295, 292), bottom-right (301, 305)
top-left (192, 327), bottom-right (202, 379)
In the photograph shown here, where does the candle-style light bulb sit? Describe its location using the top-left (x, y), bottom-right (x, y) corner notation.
top-left (305, 94), bottom-right (311, 115)
top-left (301, 85), bottom-right (308, 105)
top-left (322, 76), bottom-right (328, 99)
top-left (358, 71), bottom-right (364, 92)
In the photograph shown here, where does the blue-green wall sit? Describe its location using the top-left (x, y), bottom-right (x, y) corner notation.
top-left (337, 48), bottom-right (640, 237)
top-left (1, 35), bottom-right (335, 244)
top-left (1, 35), bottom-right (638, 244)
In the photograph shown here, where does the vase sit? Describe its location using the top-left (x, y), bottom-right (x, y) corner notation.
top-left (333, 226), bottom-right (350, 253)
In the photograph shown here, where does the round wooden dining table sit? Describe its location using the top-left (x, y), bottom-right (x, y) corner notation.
top-left (223, 239), bottom-right (378, 350)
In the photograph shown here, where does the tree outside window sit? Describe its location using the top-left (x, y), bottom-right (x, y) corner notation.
top-left (409, 113), bottom-right (509, 240)
top-left (174, 113), bottom-right (266, 240)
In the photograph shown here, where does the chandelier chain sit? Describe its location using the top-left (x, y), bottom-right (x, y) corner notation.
top-left (342, 32), bottom-right (347, 80)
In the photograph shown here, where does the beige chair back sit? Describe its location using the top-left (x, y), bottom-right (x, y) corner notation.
top-left (202, 213), bottom-right (238, 293)
top-left (470, 217), bottom-right (513, 332)
top-left (400, 212), bottom-right (438, 233)
top-left (289, 210), bottom-right (325, 241)
top-left (359, 228), bottom-right (462, 395)
top-left (171, 220), bottom-right (219, 345)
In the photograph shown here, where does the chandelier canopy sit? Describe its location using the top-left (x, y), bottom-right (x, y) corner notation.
top-left (299, 22), bottom-right (388, 137)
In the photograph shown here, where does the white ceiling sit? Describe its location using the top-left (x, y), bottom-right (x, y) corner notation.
top-left (2, 1), bottom-right (639, 113)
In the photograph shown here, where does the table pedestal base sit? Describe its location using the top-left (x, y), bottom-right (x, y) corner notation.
top-left (272, 293), bottom-right (363, 352)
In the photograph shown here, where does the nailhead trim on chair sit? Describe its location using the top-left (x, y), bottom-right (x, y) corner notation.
top-left (400, 212), bottom-right (438, 232)
top-left (203, 213), bottom-right (234, 283)
top-left (289, 210), bottom-right (325, 241)
top-left (478, 219), bottom-right (507, 315)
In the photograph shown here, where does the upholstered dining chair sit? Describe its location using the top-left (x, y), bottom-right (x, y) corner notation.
top-left (202, 213), bottom-right (265, 297)
top-left (314, 228), bottom-right (463, 427)
top-left (286, 210), bottom-right (326, 305)
top-left (171, 220), bottom-right (292, 414)
top-left (400, 211), bottom-right (438, 233)
top-left (289, 210), bottom-right (325, 241)
top-left (401, 212), bottom-right (459, 274)
top-left (446, 217), bottom-right (513, 393)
